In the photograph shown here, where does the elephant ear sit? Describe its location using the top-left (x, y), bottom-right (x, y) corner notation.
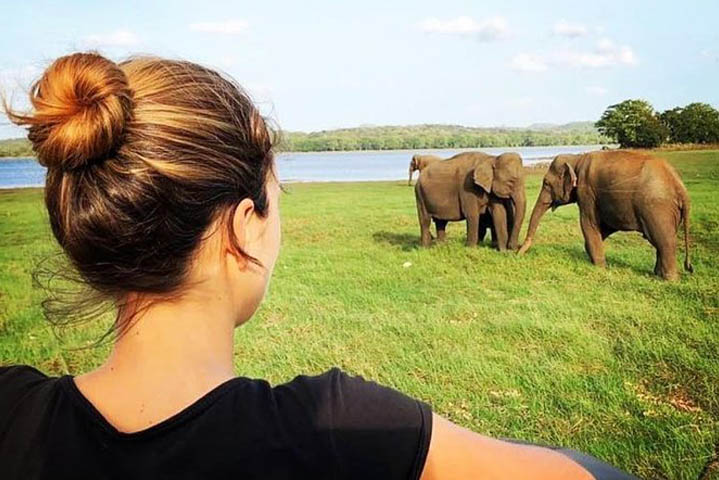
top-left (473, 159), bottom-right (494, 193)
top-left (561, 163), bottom-right (578, 202)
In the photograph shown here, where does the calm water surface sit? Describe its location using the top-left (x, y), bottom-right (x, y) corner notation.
top-left (0, 145), bottom-right (605, 189)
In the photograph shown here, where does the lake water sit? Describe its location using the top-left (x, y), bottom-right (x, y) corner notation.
top-left (0, 145), bottom-right (605, 189)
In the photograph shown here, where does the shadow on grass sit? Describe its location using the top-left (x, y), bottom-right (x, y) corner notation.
top-left (539, 243), bottom-right (655, 278)
top-left (372, 231), bottom-right (420, 251)
top-left (372, 231), bottom-right (499, 252)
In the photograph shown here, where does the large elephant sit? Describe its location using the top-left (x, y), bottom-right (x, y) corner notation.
top-left (408, 154), bottom-right (443, 185)
top-left (415, 151), bottom-right (526, 250)
top-left (518, 151), bottom-right (693, 281)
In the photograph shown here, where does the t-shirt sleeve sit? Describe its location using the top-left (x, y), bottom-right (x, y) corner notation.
top-left (0, 365), bottom-right (48, 418)
top-left (273, 368), bottom-right (432, 480)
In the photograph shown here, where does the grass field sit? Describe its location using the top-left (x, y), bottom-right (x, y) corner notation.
top-left (1, 150), bottom-right (718, 479)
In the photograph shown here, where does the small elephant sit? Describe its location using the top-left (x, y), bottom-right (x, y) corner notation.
top-left (478, 211), bottom-right (497, 247)
top-left (415, 151), bottom-right (526, 250)
top-left (408, 154), bottom-right (443, 185)
top-left (518, 151), bottom-right (693, 281)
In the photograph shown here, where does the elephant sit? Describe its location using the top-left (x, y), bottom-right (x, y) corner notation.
top-left (518, 150), bottom-right (693, 281)
top-left (408, 154), bottom-right (443, 185)
top-left (415, 151), bottom-right (526, 250)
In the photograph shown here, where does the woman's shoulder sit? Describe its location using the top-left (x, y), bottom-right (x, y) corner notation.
top-left (273, 367), bottom-right (387, 401)
top-left (271, 367), bottom-right (432, 479)
top-left (0, 365), bottom-right (56, 410)
top-left (273, 367), bottom-right (431, 431)
top-left (0, 364), bottom-right (50, 386)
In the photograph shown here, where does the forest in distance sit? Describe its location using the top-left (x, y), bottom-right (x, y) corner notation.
top-left (3, 98), bottom-right (717, 156)
top-left (0, 122), bottom-right (609, 157)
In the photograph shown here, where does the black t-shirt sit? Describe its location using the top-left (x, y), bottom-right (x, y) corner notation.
top-left (0, 365), bottom-right (432, 479)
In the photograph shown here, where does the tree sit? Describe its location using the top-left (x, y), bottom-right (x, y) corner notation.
top-left (596, 99), bottom-right (668, 148)
top-left (679, 103), bottom-right (719, 144)
top-left (660, 103), bottom-right (719, 144)
top-left (659, 107), bottom-right (685, 143)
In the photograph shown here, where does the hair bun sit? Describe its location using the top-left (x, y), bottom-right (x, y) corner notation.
top-left (22, 52), bottom-right (133, 170)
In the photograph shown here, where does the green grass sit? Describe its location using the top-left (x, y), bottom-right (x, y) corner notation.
top-left (1, 150), bottom-right (718, 479)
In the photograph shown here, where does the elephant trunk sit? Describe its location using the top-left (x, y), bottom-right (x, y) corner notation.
top-left (408, 165), bottom-right (414, 186)
top-left (518, 189), bottom-right (551, 255)
top-left (510, 189), bottom-right (527, 250)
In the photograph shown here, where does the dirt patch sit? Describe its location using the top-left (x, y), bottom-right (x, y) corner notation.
top-left (698, 440), bottom-right (719, 480)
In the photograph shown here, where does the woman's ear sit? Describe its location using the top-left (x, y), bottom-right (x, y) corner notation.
top-left (228, 198), bottom-right (256, 259)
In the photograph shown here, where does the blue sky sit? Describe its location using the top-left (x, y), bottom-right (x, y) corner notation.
top-left (1, 0), bottom-right (717, 138)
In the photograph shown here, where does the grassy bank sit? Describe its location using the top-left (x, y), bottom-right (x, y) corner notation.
top-left (1, 150), bottom-right (717, 479)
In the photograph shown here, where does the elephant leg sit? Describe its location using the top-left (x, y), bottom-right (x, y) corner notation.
top-left (434, 219), bottom-right (448, 242)
top-left (580, 215), bottom-right (606, 267)
top-left (655, 242), bottom-right (679, 281)
top-left (489, 201), bottom-right (509, 251)
top-left (466, 215), bottom-right (480, 247)
top-left (490, 224), bottom-right (498, 249)
top-left (642, 213), bottom-right (679, 281)
top-left (415, 188), bottom-right (432, 248)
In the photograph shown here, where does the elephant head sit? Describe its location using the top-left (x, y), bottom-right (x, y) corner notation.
top-left (473, 152), bottom-right (526, 250)
top-left (518, 154), bottom-right (579, 254)
top-left (408, 154), bottom-right (442, 185)
top-left (490, 153), bottom-right (523, 199)
top-left (470, 154), bottom-right (518, 196)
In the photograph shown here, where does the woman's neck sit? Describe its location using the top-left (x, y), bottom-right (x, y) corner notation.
top-left (74, 288), bottom-right (239, 432)
top-left (109, 295), bottom-right (237, 382)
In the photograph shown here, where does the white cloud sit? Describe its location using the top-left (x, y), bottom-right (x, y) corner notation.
top-left (596, 38), bottom-right (615, 52)
top-left (0, 65), bottom-right (42, 128)
top-left (558, 39), bottom-right (636, 67)
top-left (552, 20), bottom-right (588, 38)
top-left (510, 53), bottom-right (548, 72)
top-left (245, 83), bottom-right (273, 100)
top-left (83, 30), bottom-right (139, 47)
top-left (419, 16), bottom-right (509, 41)
top-left (0, 65), bottom-right (41, 85)
top-left (189, 20), bottom-right (249, 35)
top-left (506, 96), bottom-right (534, 108)
top-left (511, 38), bottom-right (637, 72)
top-left (585, 86), bottom-right (608, 96)
top-left (701, 48), bottom-right (719, 62)
top-left (0, 65), bottom-right (42, 107)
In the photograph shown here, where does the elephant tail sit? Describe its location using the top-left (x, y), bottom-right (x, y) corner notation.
top-left (681, 194), bottom-right (693, 273)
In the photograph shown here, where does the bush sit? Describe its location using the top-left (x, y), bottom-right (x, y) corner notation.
top-left (661, 103), bottom-right (719, 144)
top-left (595, 99), bottom-right (668, 148)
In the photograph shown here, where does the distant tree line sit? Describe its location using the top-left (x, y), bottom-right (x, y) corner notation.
top-left (596, 100), bottom-right (719, 148)
top-left (4, 103), bottom-right (718, 156)
top-left (280, 123), bottom-right (609, 152)
top-left (0, 123), bottom-right (611, 157)
top-left (0, 138), bottom-right (33, 158)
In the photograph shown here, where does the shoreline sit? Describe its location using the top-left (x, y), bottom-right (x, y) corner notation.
top-left (5, 146), bottom-right (716, 190)
top-left (0, 163), bottom-right (554, 192)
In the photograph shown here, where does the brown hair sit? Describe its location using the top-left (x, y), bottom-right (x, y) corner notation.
top-left (3, 51), bottom-right (277, 334)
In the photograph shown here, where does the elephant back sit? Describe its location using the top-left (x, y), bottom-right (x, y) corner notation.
top-left (422, 152), bottom-right (479, 180)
